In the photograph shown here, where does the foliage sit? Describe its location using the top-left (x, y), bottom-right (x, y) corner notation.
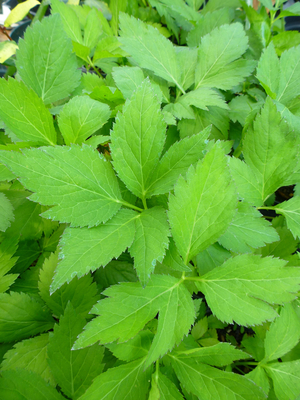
top-left (0, 1), bottom-right (300, 399)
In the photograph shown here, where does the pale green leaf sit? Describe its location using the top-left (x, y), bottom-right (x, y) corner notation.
top-left (0, 79), bottom-right (56, 145)
top-left (0, 369), bottom-right (65, 400)
top-left (39, 251), bottom-right (98, 317)
top-left (175, 47), bottom-right (198, 91)
top-left (106, 330), bottom-right (154, 362)
top-left (195, 24), bottom-right (254, 90)
top-left (145, 127), bottom-right (211, 198)
top-left (0, 41), bottom-right (18, 63)
top-left (83, 9), bottom-right (102, 49)
top-left (275, 196), bottom-right (300, 239)
top-left (187, 9), bottom-right (235, 47)
top-left (0, 145), bottom-right (123, 227)
top-left (202, 0), bottom-right (241, 13)
top-left (51, 209), bottom-right (137, 292)
top-left (119, 13), bottom-right (184, 92)
top-left (58, 96), bottom-right (111, 145)
top-left (16, 14), bottom-right (81, 104)
top-left (263, 303), bottom-right (300, 363)
top-left (150, 371), bottom-right (184, 400)
top-left (169, 354), bottom-right (265, 400)
top-left (247, 367), bottom-right (270, 397)
top-left (0, 192), bottom-right (14, 232)
top-left (112, 66), bottom-right (145, 99)
top-left (265, 361), bottom-right (300, 400)
top-left (78, 357), bottom-right (151, 400)
top-left (168, 144), bottom-right (237, 265)
top-left (4, 0), bottom-right (39, 27)
top-left (0, 235), bottom-right (18, 293)
top-left (256, 42), bottom-right (279, 99)
top-left (1, 334), bottom-right (54, 386)
top-left (110, 79), bottom-right (166, 199)
top-left (197, 254), bottom-right (300, 326)
top-left (218, 202), bottom-right (279, 253)
top-left (51, 0), bottom-right (83, 43)
top-left (129, 207), bottom-right (169, 285)
top-left (110, 0), bottom-right (128, 36)
top-left (74, 275), bottom-right (195, 367)
top-left (159, 238), bottom-right (192, 273)
top-left (0, 292), bottom-right (54, 342)
top-left (48, 303), bottom-right (104, 399)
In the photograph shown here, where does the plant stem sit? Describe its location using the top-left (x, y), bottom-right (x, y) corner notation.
top-left (142, 197), bottom-right (148, 210)
top-left (87, 57), bottom-right (103, 79)
top-left (120, 200), bottom-right (144, 212)
top-left (31, 0), bottom-right (49, 24)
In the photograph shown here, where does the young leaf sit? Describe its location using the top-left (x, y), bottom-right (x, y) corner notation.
top-left (119, 14), bottom-right (184, 92)
top-left (110, 79), bottom-right (166, 200)
top-left (129, 207), bottom-right (170, 285)
top-left (168, 144), bottom-right (237, 265)
top-left (110, 0), bottom-right (128, 36)
top-left (218, 202), bottom-right (279, 253)
top-left (112, 66), bottom-right (145, 99)
top-left (175, 47), bottom-right (198, 91)
top-left (0, 235), bottom-right (19, 293)
top-left (0, 145), bottom-right (123, 227)
top-left (78, 357), bottom-right (152, 400)
top-left (150, 371), bottom-right (185, 400)
top-left (16, 14), bottom-right (81, 104)
top-left (0, 292), bottom-right (54, 342)
top-left (263, 303), bottom-right (300, 363)
top-left (195, 23), bottom-right (255, 90)
top-left (51, 209), bottom-right (137, 292)
top-left (169, 354), bottom-right (265, 400)
top-left (265, 360), bottom-right (300, 400)
top-left (0, 79), bottom-right (56, 145)
top-left (256, 42), bottom-right (279, 99)
top-left (159, 238), bottom-right (192, 273)
top-left (47, 303), bottom-right (105, 399)
top-left (1, 333), bottom-right (54, 385)
top-left (196, 254), bottom-right (300, 326)
top-left (247, 367), bottom-right (270, 397)
top-left (274, 196), bottom-right (300, 239)
top-left (0, 192), bottom-right (14, 232)
top-left (51, 0), bottom-right (83, 44)
top-left (39, 251), bottom-right (98, 317)
top-left (0, 369), bottom-right (65, 400)
top-left (74, 275), bottom-right (195, 367)
top-left (57, 96), bottom-right (111, 145)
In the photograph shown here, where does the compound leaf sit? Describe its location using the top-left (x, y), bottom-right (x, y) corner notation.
top-left (0, 145), bottom-right (123, 228)
top-left (129, 207), bottom-right (170, 285)
top-left (74, 275), bottom-right (195, 367)
top-left (51, 209), bottom-right (137, 292)
top-left (0, 369), bottom-right (65, 400)
top-left (16, 14), bottom-right (81, 104)
top-left (168, 144), bottom-right (237, 265)
top-left (110, 79), bottom-right (166, 199)
top-left (274, 196), bottom-right (300, 239)
top-left (78, 357), bottom-right (151, 400)
top-left (58, 96), bottom-right (111, 145)
top-left (196, 254), bottom-right (300, 326)
top-left (0, 79), bottom-right (56, 145)
top-left (218, 202), bottom-right (279, 253)
top-left (265, 360), bottom-right (300, 400)
top-left (47, 303), bottom-right (105, 399)
top-left (0, 292), bottom-right (54, 342)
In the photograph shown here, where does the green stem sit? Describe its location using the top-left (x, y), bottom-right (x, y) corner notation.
top-left (31, 0), bottom-right (49, 24)
top-left (142, 197), bottom-right (148, 210)
top-left (87, 57), bottom-right (103, 79)
top-left (121, 200), bottom-right (144, 212)
top-left (257, 206), bottom-right (276, 211)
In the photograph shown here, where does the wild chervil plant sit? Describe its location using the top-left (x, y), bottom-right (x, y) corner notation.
top-left (1, 0), bottom-right (300, 399)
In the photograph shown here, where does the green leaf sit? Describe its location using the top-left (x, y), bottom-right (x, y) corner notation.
top-left (112, 66), bottom-right (145, 99)
top-left (274, 196), bottom-right (300, 239)
top-left (247, 367), bottom-right (270, 397)
top-left (0, 292), bottom-right (54, 342)
top-left (168, 144), bottom-right (237, 265)
top-left (106, 329), bottom-right (154, 362)
top-left (129, 207), bottom-right (169, 285)
top-left (39, 251), bottom-right (98, 317)
top-left (51, 209), bottom-right (137, 292)
top-left (263, 303), bottom-right (300, 363)
top-left (119, 13), bottom-right (184, 92)
top-left (218, 202), bottom-right (279, 253)
top-left (196, 254), bottom-right (300, 326)
top-left (16, 14), bottom-right (81, 104)
top-left (4, 0), bottom-right (39, 27)
top-left (195, 24), bottom-right (255, 90)
top-left (145, 127), bottom-right (210, 197)
top-left (0, 79), bottom-right (56, 145)
top-left (78, 357), bottom-right (152, 400)
top-left (58, 96), bottom-right (111, 145)
top-left (110, 0), bottom-right (128, 36)
top-left (265, 360), bottom-right (300, 400)
top-left (175, 47), bottom-right (198, 91)
top-left (48, 303), bottom-right (104, 399)
top-left (0, 235), bottom-right (19, 293)
top-left (196, 243), bottom-right (231, 275)
top-left (159, 238), bottom-right (192, 273)
top-left (0, 192), bottom-right (14, 232)
top-left (83, 8), bottom-right (103, 49)
top-left (93, 260), bottom-right (138, 292)
top-left (1, 334), bottom-right (54, 385)
top-left (169, 354), bottom-right (265, 400)
top-left (0, 145), bottom-right (123, 227)
top-left (0, 369), bottom-right (65, 400)
top-left (150, 371), bottom-right (184, 400)
top-left (257, 42), bottom-right (300, 105)
top-left (110, 79), bottom-right (166, 199)
top-left (74, 275), bottom-right (195, 367)
top-left (51, 0), bottom-right (83, 43)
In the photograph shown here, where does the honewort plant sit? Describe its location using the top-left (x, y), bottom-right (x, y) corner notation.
top-left (1, 0), bottom-right (300, 399)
